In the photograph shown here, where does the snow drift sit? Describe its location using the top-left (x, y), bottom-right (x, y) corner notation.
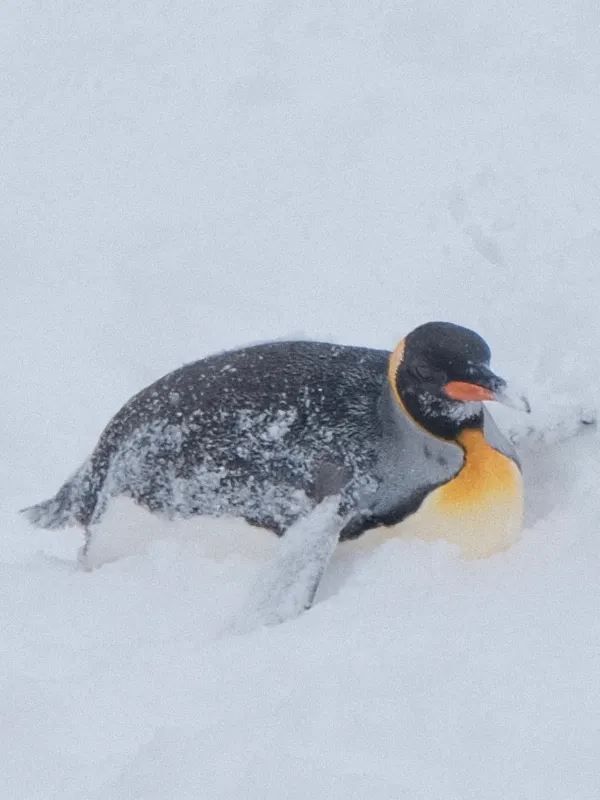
top-left (2, 2), bottom-right (600, 798)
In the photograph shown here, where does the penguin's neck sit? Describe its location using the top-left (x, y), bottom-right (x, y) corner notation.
top-left (403, 390), bottom-right (484, 440)
top-left (451, 427), bottom-right (515, 504)
top-left (389, 378), bottom-right (484, 442)
top-left (378, 389), bottom-right (524, 558)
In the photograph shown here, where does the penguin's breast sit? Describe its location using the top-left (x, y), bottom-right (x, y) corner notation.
top-left (388, 428), bottom-right (524, 558)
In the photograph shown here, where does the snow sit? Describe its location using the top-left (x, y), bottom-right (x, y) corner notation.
top-left (2, 2), bottom-right (600, 798)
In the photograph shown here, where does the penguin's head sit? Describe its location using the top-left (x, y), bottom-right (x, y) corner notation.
top-left (389, 322), bottom-right (530, 440)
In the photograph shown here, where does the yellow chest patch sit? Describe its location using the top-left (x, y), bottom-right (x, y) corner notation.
top-left (383, 429), bottom-right (524, 558)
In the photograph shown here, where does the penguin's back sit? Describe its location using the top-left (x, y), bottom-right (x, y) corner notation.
top-left (83, 341), bottom-right (390, 529)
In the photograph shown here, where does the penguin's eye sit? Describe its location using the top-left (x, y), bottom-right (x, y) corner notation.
top-left (413, 363), bottom-right (445, 383)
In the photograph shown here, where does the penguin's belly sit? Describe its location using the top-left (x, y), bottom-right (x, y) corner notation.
top-left (386, 429), bottom-right (524, 558)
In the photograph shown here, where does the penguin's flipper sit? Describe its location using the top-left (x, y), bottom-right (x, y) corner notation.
top-left (232, 496), bottom-right (344, 632)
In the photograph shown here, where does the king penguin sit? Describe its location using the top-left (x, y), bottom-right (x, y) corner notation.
top-left (23, 322), bottom-right (529, 561)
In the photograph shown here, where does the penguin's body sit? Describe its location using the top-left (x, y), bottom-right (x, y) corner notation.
top-left (23, 323), bottom-right (528, 562)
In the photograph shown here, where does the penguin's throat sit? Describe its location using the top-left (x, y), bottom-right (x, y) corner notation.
top-left (402, 388), bottom-right (484, 440)
top-left (443, 428), bottom-right (519, 509)
top-left (416, 390), bottom-right (482, 425)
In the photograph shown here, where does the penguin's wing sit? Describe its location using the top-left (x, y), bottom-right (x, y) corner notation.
top-left (313, 461), bottom-right (354, 503)
top-left (231, 495), bottom-right (344, 631)
top-left (483, 407), bottom-right (520, 467)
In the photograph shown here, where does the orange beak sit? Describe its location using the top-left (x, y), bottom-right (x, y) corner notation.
top-left (443, 381), bottom-right (496, 402)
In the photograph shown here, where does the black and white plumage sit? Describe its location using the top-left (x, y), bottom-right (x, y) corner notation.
top-left (23, 322), bottom-right (528, 565)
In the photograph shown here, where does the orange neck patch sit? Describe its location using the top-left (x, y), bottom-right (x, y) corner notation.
top-left (387, 338), bottom-right (406, 410)
top-left (382, 428), bottom-right (524, 558)
top-left (435, 428), bottom-right (520, 514)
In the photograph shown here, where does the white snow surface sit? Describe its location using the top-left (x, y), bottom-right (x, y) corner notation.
top-left (3, 2), bottom-right (600, 798)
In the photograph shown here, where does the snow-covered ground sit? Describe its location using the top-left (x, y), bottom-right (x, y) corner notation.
top-left (3, 3), bottom-right (600, 798)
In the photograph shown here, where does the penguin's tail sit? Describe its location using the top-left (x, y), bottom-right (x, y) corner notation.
top-left (21, 459), bottom-right (99, 530)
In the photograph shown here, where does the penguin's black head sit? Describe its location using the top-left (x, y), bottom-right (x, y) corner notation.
top-left (389, 322), bottom-right (529, 440)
